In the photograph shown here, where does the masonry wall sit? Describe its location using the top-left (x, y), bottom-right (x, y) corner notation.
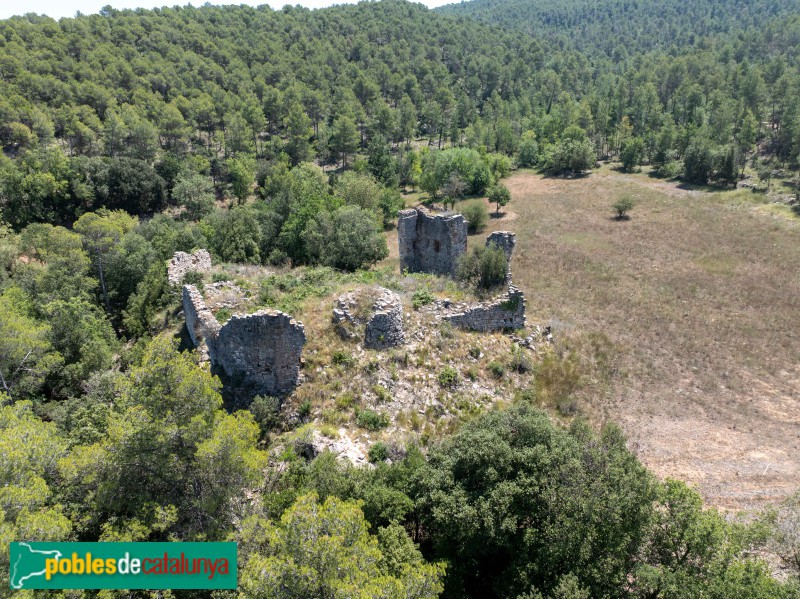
top-left (169, 250), bottom-right (212, 285)
top-left (182, 285), bottom-right (221, 360)
top-left (398, 208), bottom-right (468, 277)
top-left (443, 285), bottom-right (526, 332)
top-left (182, 285), bottom-right (305, 398)
top-left (214, 311), bottom-right (306, 397)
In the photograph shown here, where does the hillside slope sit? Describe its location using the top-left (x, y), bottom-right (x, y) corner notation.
top-left (438, 0), bottom-right (800, 55)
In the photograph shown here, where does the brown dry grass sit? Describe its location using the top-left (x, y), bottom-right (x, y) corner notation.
top-left (499, 166), bottom-right (800, 511)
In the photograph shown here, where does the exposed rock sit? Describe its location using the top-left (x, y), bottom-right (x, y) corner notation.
top-left (311, 430), bottom-right (368, 466)
top-left (333, 286), bottom-right (405, 349)
top-left (168, 249), bottom-right (212, 285)
top-left (398, 207), bottom-right (467, 277)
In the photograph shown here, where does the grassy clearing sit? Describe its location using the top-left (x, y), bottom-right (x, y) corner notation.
top-left (500, 167), bottom-right (800, 510)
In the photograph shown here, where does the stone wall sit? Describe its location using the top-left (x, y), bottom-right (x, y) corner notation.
top-left (214, 310), bottom-right (306, 397)
top-left (182, 284), bottom-right (305, 398)
top-left (486, 231), bottom-right (516, 282)
top-left (182, 285), bottom-right (221, 361)
top-left (398, 207), bottom-right (467, 277)
top-left (486, 231), bottom-right (516, 261)
top-left (333, 287), bottom-right (405, 349)
top-left (168, 249), bottom-right (212, 285)
top-left (443, 285), bottom-right (525, 332)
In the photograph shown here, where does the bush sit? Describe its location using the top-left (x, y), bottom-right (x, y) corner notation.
top-left (438, 366), bottom-right (459, 389)
top-left (543, 138), bottom-right (596, 176)
top-left (298, 399), bottom-right (312, 420)
top-left (368, 441), bottom-right (389, 463)
top-left (356, 408), bottom-right (389, 431)
top-left (249, 395), bottom-right (282, 437)
top-left (517, 131), bottom-right (539, 167)
top-left (620, 137), bottom-right (645, 172)
top-left (509, 345), bottom-right (533, 374)
top-left (461, 200), bottom-right (489, 233)
top-left (302, 205), bottom-right (389, 271)
top-left (182, 270), bottom-right (204, 289)
top-left (457, 244), bottom-right (508, 291)
top-left (613, 196), bottom-right (635, 219)
top-left (331, 350), bottom-right (354, 367)
top-left (487, 360), bottom-right (505, 379)
top-left (412, 287), bottom-right (435, 310)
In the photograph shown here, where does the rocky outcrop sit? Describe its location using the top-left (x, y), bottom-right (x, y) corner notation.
top-left (168, 249), bottom-right (212, 285)
top-left (443, 285), bottom-right (526, 332)
top-left (398, 207), bottom-right (467, 277)
top-left (333, 287), bottom-right (405, 349)
top-left (182, 284), bottom-right (305, 399)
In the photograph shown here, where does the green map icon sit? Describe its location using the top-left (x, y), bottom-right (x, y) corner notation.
top-left (10, 542), bottom-right (63, 589)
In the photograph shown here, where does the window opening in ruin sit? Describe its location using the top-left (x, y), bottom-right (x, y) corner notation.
top-left (434, 240), bottom-right (441, 252)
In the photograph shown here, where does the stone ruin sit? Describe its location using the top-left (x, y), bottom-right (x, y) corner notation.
top-left (443, 284), bottom-right (525, 332)
top-left (396, 206), bottom-right (526, 331)
top-left (398, 207), bottom-right (467, 277)
top-left (486, 230), bottom-right (516, 282)
top-left (183, 284), bottom-right (306, 401)
top-left (168, 249), bottom-right (212, 285)
top-left (333, 286), bottom-right (405, 349)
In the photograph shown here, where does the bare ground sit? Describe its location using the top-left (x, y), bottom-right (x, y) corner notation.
top-left (498, 168), bottom-right (800, 511)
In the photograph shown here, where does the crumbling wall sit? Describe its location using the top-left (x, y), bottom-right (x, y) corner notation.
top-left (486, 231), bottom-right (516, 283)
top-left (168, 249), bottom-right (212, 285)
top-left (443, 285), bottom-right (525, 332)
top-left (182, 285), bottom-right (221, 361)
top-left (182, 285), bottom-right (305, 397)
top-left (333, 287), bottom-right (405, 349)
top-left (486, 231), bottom-right (516, 261)
top-left (214, 310), bottom-right (306, 397)
top-left (398, 208), bottom-right (467, 277)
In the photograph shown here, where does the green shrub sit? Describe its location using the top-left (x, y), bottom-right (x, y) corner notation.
top-left (488, 360), bottom-right (505, 379)
top-left (212, 272), bottom-right (230, 283)
top-left (182, 270), bottom-right (204, 289)
top-left (469, 346), bottom-right (482, 359)
top-left (509, 345), bottom-right (533, 374)
top-left (457, 244), bottom-right (508, 290)
top-left (356, 408), bottom-right (389, 431)
top-left (249, 395), bottom-right (281, 438)
top-left (412, 287), bottom-right (435, 310)
top-left (461, 199), bottom-right (489, 233)
top-left (368, 441), bottom-right (389, 463)
top-left (373, 384), bottom-right (392, 403)
top-left (613, 196), bottom-right (635, 219)
top-left (215, 307), bottom-right (232, 323)
top-left (332, 350), bottom-right (354, 367)
top-left (298, 399), bottom-right (312, 420)
top-left (335, 393), bottom-right (356, 410)
top-left (438, 366), bottom-right (459, 389)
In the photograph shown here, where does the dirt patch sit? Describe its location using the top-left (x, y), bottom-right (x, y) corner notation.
top-left (504, 169), bottom-right (800, 511)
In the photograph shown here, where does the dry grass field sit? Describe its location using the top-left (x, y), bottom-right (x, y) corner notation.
top-left (472, 166), bottom-right (800, 511)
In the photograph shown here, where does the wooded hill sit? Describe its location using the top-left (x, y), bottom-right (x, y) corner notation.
top-left (1, 0), bottom-right (799, 230)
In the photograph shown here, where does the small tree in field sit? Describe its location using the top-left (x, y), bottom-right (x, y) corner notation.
top-left (487, 183), bottom-right (511, 215)
top-left (613, 196), bottom-right (635, 219)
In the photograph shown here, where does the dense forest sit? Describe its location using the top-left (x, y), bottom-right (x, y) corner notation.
top-left (1, 0), bottom-right (800, 596)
